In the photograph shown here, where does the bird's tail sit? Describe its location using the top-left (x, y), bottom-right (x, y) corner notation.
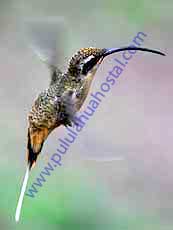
top-left (15, 165), bottom-right (30, 222)
top-left (15, 127), bottom-right (49, 222)
top-left (27, 129), bottom-right (42, 170)
top-left (27, 127), bottom-right (49, 169)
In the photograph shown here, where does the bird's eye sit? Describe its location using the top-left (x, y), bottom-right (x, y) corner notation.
top-left (82, 55), bottom-right (100, 75)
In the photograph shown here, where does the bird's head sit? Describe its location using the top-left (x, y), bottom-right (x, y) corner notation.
top-left (67, 47), bottom-right (106, 80)
top-left (67, 46), bottom-right (165, 81)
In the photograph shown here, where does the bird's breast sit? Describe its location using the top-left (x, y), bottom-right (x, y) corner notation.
top-left (75, 72), bottom-right (95, 110)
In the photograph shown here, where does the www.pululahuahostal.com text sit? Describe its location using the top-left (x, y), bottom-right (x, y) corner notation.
top-left (25, 32), bottom-right (147, 198)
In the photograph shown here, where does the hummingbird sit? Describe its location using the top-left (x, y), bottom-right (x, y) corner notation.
top-left (15, 20), bottom-right (166, 222)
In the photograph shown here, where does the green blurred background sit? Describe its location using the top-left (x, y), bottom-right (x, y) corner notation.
top-left (0, 0), bottom-right (173, 229)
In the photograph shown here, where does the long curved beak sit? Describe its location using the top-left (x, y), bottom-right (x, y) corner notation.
top-left (103, 47), bottom-right (166, 58)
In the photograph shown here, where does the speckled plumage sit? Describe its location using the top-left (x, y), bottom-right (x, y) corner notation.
top-left (27, 47), bottom-right (105, 168)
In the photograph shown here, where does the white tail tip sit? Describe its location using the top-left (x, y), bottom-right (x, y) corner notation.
top-left (15, 166), bottom-right (30, 222)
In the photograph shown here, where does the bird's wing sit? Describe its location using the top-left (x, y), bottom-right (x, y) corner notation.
top-left (23, 17), bottom-right (66, 82)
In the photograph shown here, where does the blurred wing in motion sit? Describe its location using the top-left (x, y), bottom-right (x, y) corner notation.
top-left (24, 17), bottom-right (66, 68)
